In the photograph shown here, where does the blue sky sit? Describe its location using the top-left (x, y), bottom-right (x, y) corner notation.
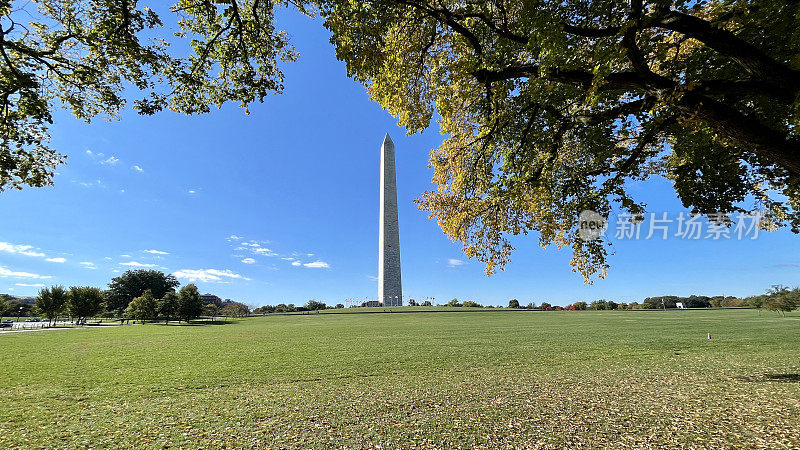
top-left (1, 10), bottom-right (798, 306)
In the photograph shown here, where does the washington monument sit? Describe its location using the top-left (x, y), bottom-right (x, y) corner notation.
top-left (379, 134), bottom-right (403, 306)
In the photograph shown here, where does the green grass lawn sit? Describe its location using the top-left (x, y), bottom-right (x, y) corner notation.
top-left (1, 309), bottom-right (798, 448)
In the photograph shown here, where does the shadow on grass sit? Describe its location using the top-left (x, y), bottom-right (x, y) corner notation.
top-left (734, 373), bottom-right (800, 383)
top-left (147, 320), bottom-right (238, 327)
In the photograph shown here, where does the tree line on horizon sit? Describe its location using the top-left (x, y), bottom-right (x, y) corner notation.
top-left (3, 278), bottom-right (798, 324)
top-left (511, 286), bottom-right (799, 315)
top-left (0, 269), bottom-right (252, 325)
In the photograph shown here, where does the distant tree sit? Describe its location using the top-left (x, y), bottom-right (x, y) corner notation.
top-left (0, 294), bottom-right (14, 316)
top-left (107, 270), bottom-right (179, 311)
top-left (125, 289), bottom-right (158, 322)
top-left (508, 299), bottom-right (520, 309)
top-left (606, 300), bottom-right (619, 310)
top-left (721, 297), bottom-right (745, 308)
top-left (305, 300), bottom-right (327, 311)
top-left (764, 286), bottom-right (800, 317)
top-left (462, 300), bottom-right (482, 307)
top-left (35, 285), bottom-right (68, 326)
top-left (407, 299), bottom-right (418, 306)
top-left (447, 298), bottom-right (462, 307)
top-left (540, 302), bottom-right (552, 310)
top-left (0, 294), bottom-right (8, 321)
top-left (616, 303), bottom-right (629, 310)
top-left (202, 303), bottom-right (219, 320)
top-left (572, 301), bottom-right (587, 311)
top-left (4, 298), bottom-right (32, 317)
top-left (745, 295), bottom-right (768, 312)
top-left (335, 303), bottom-right (345, 309)
top-left (642, 298), bottom-right (662, 309)
top-left (525, 302), bottom-right (537, 310)
top-left (590, 300), bottom-right (608, 310)
top-left (220, 302), bottom-right (250, 317)
top-left (421, 301), bottom-right (433, 307)
top-left (158, 292), bottom-right (180, 323)
top-left (709, 298), bottom-right (722, 308)
top-left (685, 296), bottom-right (711, 308)
top-left (253, 305), bottom-right (276, 314)
top-left (67, 286), bottom-right (105, 325)
top-left (177, 284), bottom-right (204, 323)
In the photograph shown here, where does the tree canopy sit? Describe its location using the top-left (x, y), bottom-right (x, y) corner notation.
top-left (67, 285), bottom-right (105, 321)
top-left (177, 283), bottom-right (203, 322)
top-left (125, 289), bottom-right (158, 322)
top-left (320, 0), bottom-right (800, 280)
top-left (107, 269), bottom-right (179, 311)
top-left (0, 0), bottom-right (294, 190)
top-left (35, 285), bottom-right (67, 324)
top-left (0, 293), bottom-right (9, 318)
top-left (3, 0), bottom-right (799, 279)
top-left (764, 286), bottom-right (800, 316)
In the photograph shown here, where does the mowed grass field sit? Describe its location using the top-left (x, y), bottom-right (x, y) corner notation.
top-left (1, 309), bottom-right (799, 448)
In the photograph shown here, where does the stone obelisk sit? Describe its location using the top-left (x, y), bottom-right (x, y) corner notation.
top-left (379, 134), bottom-right (403, 307)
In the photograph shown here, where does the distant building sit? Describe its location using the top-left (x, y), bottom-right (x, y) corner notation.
top-left (362, 300), bottom-right (380, 307)
top-left (201, 294), bottom-right (222, 305)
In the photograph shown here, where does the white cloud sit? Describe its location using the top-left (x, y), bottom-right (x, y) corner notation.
top-left (241, 242), bottom-right (260, 247)
top-left (252, 247), bottom-right (277, 256)
top-left (120, 254), bottom-right (131, 258)
top-left (241, 258), bottom-right (256, 264)
top-left (303, 260), bottom-right (330, 269)
top-left (100, 156), bottom-right (120, 165)
top-left (281, 257), bottom-right (295, 261)
top-left (16, 283), bottom-right (45, 287)
top-left (367, 275), bottom-right (378, 281)
top-left (120, 261), bottom-right (157, 267)
top-left (78, 179), bottom-right (103, 188)
top-left (174, 268), bottom-right (250, 283)
top-left (132, 165), bottom-right (144, 173)
top-left (447, 258), bottom-right (466, 267)
top-left (104, 257), bottom-right (113, 260)
top-left (45, 257), bottom-right (66, 263)
top-left (0, 242), bottom-right (45, 258)
top-left (80, 262), bottom-right (96, 269)
top-left (227, 235), bottom-right (242, 241)
top-left (0, 266), bottom-right (52, 279)
top-left (143, 249), bottom-right (169, 255)
top-left (188, 190), bottom-right (196, 194)
top-left (291, 261), bottom-right (301, 267)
